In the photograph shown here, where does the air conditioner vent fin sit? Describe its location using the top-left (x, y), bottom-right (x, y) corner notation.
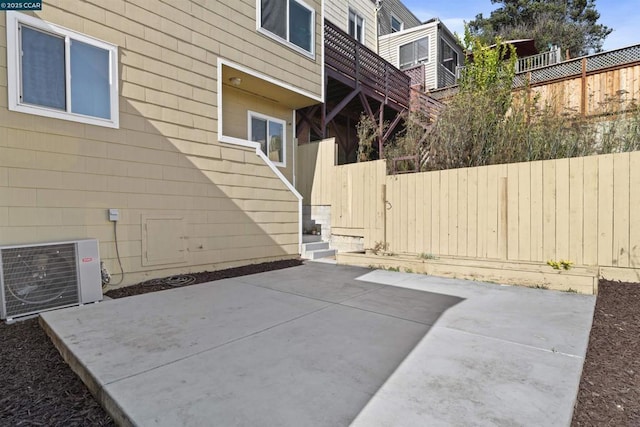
top-left (0, 239), bottom-right (102, 320)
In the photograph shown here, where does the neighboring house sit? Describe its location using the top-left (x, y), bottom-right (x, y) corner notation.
top-left (379, 18), bottom-right (464, 90)
top-left (376, 0), bottom-right (421, 37)
top-left (324, 0), bottom-right (378, 52)
top-left (0, 1), bottom-right (323, 285)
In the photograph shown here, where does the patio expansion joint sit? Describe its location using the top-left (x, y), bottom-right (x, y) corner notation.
top-left (102, 281), bottom-right (439, 387)
top-left (240, 280), bottom-right (433, 326)
top-left (102, 302), bottom-right (336, 387)
top-left (434, 324), bottom-right (586, 360)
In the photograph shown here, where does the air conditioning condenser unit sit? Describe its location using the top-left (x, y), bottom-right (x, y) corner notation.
top-left (0, 239), bottom-right (103, 322)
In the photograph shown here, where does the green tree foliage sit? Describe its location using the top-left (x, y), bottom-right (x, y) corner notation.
top-left (421, 31), bottom-right (639, 171)
top-left (356, 33), bottom-right (639, 173)
top-left (459, 28), bottom-right (516, 112)
top-left (468, 0), bottom-right (612, 57)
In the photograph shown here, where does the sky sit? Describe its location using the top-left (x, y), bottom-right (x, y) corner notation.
top-left (400, 0), bottom-right (638, 52)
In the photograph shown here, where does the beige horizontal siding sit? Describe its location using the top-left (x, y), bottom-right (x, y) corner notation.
top-left (0, 0), bottom-right (323, 284)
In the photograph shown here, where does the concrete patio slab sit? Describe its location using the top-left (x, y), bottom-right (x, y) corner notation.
top-left (351, 326), bottom-right (585, 427)
top-left (341, 285), bottom-right (464, 325)
top-left (40, 264), bottom-right (596, 427)
top-left (40, 263), bottom-right (461, 426)
top-left (351, 270), bottom-right (596, 427)
top-left (104, 304), bottom-right (431, 426)
top-left (235, 270), bottom-right (384, 303)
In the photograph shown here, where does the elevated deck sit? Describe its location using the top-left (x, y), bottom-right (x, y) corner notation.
top-left (324, 20), bottom-right (410, 111)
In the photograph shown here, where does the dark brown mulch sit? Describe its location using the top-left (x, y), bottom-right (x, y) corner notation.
top-left (104, 258), bottom-right (303, 298)
top-left (572, 280), bottom-right (640, 426)
top-left (0, 259), bottom-right (303, 426)
top-left (0, 318), bottom-right (115, 427)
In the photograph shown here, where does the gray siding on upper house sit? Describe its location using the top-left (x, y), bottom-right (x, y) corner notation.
top-left (437, 26), bottom-right (464, 88)
top-left (377, 0), bottom-right (421, 36)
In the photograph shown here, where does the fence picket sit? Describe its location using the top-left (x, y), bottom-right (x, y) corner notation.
top-left (297, 143), bottom-right (639, 273)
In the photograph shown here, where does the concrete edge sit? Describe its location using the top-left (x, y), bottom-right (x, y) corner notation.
top-left (338, 252), bottom-right (597, 294)
top-left (38, 315), bottom-right (133, 427)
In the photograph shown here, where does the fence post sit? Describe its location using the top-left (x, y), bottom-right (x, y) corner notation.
top-left (581, 58), bottom-right (587, 117)
top-left (382, 183), bottom-right (387, 249)
top-left (499, 177), bottom-right (508, 259)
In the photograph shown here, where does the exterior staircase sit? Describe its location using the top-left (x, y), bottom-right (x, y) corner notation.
top-left (301, 211), bottom-right (336, 260)
top-left (302, 234), bottom-right (336, 260)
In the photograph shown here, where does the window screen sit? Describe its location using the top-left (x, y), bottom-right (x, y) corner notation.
top-left (20, 26), bottom-right (66, 110)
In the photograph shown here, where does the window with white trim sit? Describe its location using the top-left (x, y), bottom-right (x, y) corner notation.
top-left (6, 12), bottom-right (119, 128)
top-left (259, 0), bottom-right (314, 56)
top-left (391, 15), bottom-right (403, 33)
top-left (399, 37), bottom-right (429, 69)
top-left (248, 112), bottom-right (286, 166)
top-left (348, 8), bottom-right (364, 43)
top-left (440, 38), bottom-right (459, 74)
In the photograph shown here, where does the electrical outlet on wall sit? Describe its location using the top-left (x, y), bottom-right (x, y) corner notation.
top-left (108, 209), bottom-right (119, 222)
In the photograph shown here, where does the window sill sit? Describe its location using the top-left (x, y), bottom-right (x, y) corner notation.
top-left (257, 28), bottom-right (315, 61)
top-left (9, 103), bottom-right (119, 129)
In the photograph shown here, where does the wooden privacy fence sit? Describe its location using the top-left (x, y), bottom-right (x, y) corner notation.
top-left (524, 61), bottom-right (640, 116)
top-left (297, 139), bottom-right (640, 275)
top-left (385, 152), bottom-right (640, 271)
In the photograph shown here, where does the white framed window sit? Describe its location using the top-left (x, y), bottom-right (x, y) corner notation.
top-left (348, 8), bottom-right (365, 44)
top-left (399, 36), bottom-right (429, 69)
top-left (248, 111), bottom-right (286, 167)
top-left (5, 12), bottom-right (119, 128)
top-left (391, 15), bottom-right (403, 33)
top-left (440, 38), bottom-right (459, 74)
top-left (258, 0), bottom-right (315, 57)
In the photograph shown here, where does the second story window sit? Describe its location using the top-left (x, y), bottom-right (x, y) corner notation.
top-left (348, 9), bottom-right (364, 43)
top-left (391, 16), bottom-right (403, 33)
top-left (441, 39), bottom-right (459, 74)
top-left (6, 12), bottom-right (119, 128)
top-left (399, 37), bottom-right (429, 69)
top-left (260, 0), bottom-right (314, 56)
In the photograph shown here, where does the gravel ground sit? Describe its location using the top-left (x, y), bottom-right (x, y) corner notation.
top-left (1, 266), bottom-right (637, 426)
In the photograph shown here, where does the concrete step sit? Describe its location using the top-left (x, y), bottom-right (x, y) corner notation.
top-left (301, 240), bottom-right (336, 260)
top-left (303, 234), bottom-right (322, 243)
top-left (304, 241), bottom-right (329, 252)
top-left (303, 248), bottom-right (337, 260)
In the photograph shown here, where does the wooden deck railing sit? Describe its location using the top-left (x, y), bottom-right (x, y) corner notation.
top-left (324, 20), bottom-right (410, 108)
top-left (403, 64), bottom-right (425, 88)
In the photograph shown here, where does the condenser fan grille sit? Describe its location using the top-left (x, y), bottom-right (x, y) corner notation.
top-left (1, 243), bottom-right (79, 318)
